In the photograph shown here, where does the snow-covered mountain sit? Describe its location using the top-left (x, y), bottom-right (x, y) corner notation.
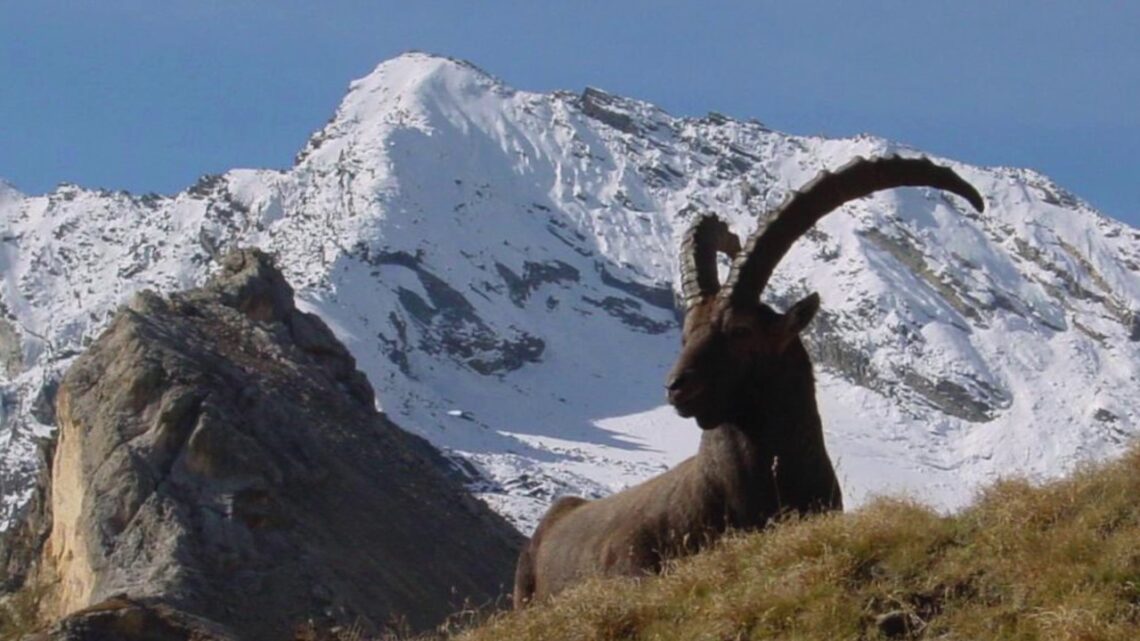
top-left (2, 52), bottom-right (1138, 532)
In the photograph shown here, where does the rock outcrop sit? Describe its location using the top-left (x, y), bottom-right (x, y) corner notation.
top-left (32, 597), bottom-right (242, 641)
top-left (18, 249), bottom-right (523, 639)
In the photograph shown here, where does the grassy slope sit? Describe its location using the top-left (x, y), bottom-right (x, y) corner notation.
top-left (462, 446), bottom-right (1140, 641)
top-left (7, 448), bottom-right (1139, 640)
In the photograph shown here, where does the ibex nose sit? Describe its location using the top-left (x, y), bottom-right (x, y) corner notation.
top-left (666, 368), bottom-right (695, 391)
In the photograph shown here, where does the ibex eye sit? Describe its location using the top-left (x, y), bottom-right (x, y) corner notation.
top-left (729, 326), bottom-right (753, 339)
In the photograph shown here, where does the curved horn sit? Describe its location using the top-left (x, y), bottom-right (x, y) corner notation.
top-left (721, 155), bottom-right (984, 309)
top-left (680, 214), bottom-right (742, 310)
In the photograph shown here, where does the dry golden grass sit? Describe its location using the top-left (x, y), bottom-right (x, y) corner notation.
top-left (461, 446), bottom-right (1140, 641)
top-left (6, 447), bottom-right (1139, 640)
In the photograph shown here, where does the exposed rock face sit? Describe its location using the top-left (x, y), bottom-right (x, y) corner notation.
top-left (34, 249), bottom-right (522, 639)
top-left (0, 440), bottom-right (52, 594)
top-left (0, 308), bottom-right (21, 378)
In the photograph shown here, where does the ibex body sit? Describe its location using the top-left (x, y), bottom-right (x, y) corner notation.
top-left (513, 156), bottom-right (985, 607)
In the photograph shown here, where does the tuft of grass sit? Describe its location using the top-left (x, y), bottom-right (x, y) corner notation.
top-left (461, 445), bottom-right (1140, 641)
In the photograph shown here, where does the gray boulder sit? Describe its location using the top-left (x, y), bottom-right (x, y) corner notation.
top-left (27, 249), bottom-right (522, 639)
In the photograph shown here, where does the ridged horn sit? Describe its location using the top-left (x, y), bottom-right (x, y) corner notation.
top-left (680, 214), bottom-right (742, 311)
top-left (721, 155), bottom-right (984, 308)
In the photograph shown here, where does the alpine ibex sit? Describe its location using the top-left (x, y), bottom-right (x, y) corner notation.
top-left (513, 156), bottom-right (985, 606)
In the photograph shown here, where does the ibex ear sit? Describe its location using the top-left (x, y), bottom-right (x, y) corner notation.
top-left (785, 292), bottom-right (820, 335)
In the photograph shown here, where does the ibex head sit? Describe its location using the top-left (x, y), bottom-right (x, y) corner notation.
top-left (666, 156), bottom-right (985, 429)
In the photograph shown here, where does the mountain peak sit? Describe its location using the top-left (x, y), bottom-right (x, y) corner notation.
top-left (2, 55), bottom-right (1139, 538)
top-left (343, 51), bottom-right (507, 112)
top-left (295, 52), bottom-right (511, 166)
top-left (354, 51), bottom-right (500, 89)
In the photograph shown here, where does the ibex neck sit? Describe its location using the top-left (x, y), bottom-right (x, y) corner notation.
top-left (694, 374), bottom-right (833, 526)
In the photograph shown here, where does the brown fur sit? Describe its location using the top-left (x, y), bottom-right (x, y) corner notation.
top-left (512, 297), bottom-right (841, 607)
top-left (513, 156), bottom-right (983, 607)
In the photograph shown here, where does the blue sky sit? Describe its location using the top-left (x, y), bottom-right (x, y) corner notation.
top-left (2, 2), bottom-right (1137, 225)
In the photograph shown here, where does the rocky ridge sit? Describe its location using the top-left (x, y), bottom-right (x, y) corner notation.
top-left (2, 249), bottom-right (521, 639)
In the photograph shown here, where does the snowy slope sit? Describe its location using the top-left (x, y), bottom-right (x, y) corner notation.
top-left (2, 52), bottom-right (1138, 532)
